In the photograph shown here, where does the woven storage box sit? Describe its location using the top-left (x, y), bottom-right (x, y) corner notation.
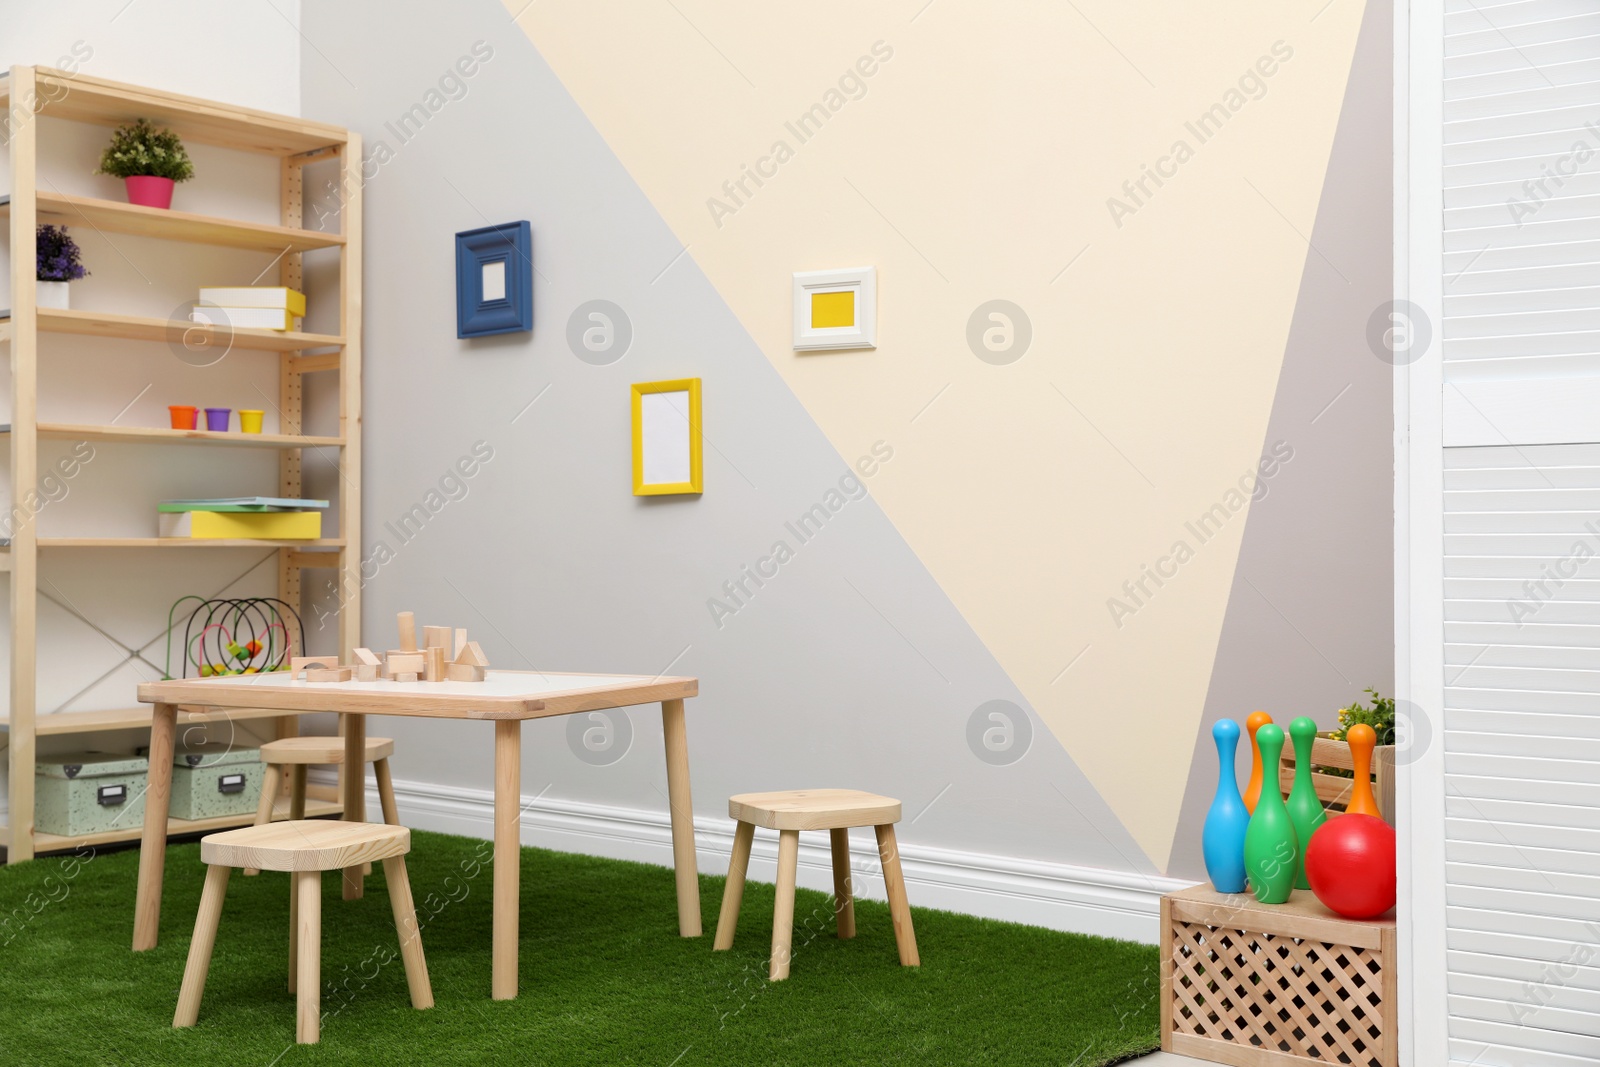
top-left (35, 751), bottom-right (149, 836)
top-left (1161, 883), bottom-right (1397, 1067)
top-left (166, 741), bottom-right (263, 820)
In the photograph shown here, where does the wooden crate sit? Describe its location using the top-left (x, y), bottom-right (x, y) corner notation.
top-left (1161, 883), bottom-right (1397, 1067)
top-left (1277, 737), bottom-right (1395, 825)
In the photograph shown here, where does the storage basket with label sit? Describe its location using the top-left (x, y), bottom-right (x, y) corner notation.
top-left (168, 741), bottom-right (263, 820)
top-left (35, 752), bottom-right (149, 836)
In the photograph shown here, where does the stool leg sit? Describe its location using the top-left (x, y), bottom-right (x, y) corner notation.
top-left (295, 870), bottom-right (322, 1044)
top-left (382, 855), bottom-right (434, 1010)
top-left (244, 765), bottom-right (282, 876)
top-left (359, 762), bottom-right (373, 875)
top-left (874, 824), bottom-right (919, 967)
top-left (288, 872), bottom-right (297, 993)
top-left (769, 829), bottom-right (799, 981)
top-left (173, 864), bottom-right (230, 1027)
top-left (713, 821), bottom-right (755, 950)
top-left (289, 765), bottom-right (307, 821)
top-left (375, 758), bottom-right (400, 825)
top-left (830, 828), bottom-right (856, 940)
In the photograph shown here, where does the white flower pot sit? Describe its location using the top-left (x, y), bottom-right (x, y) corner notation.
top-left (37, 281), bottom-right (70, 310)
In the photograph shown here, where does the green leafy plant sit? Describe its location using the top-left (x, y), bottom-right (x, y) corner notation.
top-left (94, 118), bottom-right (195, 182)
top-left (1332, 687), bottom-right (1396, 746)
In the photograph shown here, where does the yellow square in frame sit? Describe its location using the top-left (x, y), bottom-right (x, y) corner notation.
top-left (810, 290), bottom-right (855, 329)
top-left (632, 378), bottom-right (703, 495)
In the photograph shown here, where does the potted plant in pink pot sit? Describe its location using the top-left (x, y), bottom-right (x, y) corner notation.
top-left (94, 118), bottom-right (194, 209)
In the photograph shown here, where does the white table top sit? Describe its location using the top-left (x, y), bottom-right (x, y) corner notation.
top-left (137, 669), bottom-right (698, 720)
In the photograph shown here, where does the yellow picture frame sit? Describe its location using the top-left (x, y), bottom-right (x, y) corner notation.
top-left (631, 378), bottom-right (703, 495)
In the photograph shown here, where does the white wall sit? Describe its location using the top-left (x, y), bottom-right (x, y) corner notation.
top-left (0, 2), bottom-right (309, 802)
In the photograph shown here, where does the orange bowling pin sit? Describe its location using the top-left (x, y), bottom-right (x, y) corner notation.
top-left (1345, 723), bottom-right (1382, 817)
top-left (1243, 711), bottom-right (1274, 813)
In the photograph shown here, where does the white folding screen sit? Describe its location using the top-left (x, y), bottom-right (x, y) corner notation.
top-left (1406, 2), bottom-right (1600, 1064)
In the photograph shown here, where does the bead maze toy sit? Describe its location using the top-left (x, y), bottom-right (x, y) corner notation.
top-left (286, 611), bottom-right (492, 684)
top-left (166, 596), bottom-right (303, 679)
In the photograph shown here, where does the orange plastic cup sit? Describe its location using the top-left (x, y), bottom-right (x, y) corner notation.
top-left (168, 405), bottom-right (198, 430)
top-left (239, 409), bottom-right (264, 434)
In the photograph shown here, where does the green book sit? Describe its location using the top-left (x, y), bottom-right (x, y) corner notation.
top-left (160, 497), bottom-right (329, 512)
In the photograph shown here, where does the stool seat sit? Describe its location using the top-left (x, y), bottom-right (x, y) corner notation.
top-left (729, 788), bottom-right (901, 830)
top-left (203, 820), bottom-right (410, 872)
top-left (260, 735), bottom-right (394, 764)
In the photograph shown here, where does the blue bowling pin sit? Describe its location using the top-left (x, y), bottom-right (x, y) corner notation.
top-left (1203, 718), bottom-right (1250, 893)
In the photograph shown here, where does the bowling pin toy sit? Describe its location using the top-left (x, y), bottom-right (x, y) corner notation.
top-left (1286, 717), bottom-right (1328, 890)
top-left (1344, 723), bottom-right (1382, 818)
top-left (1243, 711), bottom-right (1274, 813)
top-left (1203, 719), bottom-right (1250, 893)
top-left (1243, 723), bottom-right (1299, 904)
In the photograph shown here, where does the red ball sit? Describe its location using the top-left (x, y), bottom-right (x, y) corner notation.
top-left (1305, 814), bottom-right (1396, 919)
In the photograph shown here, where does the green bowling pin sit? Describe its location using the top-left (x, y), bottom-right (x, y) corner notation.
top-left (1286, 717), bottom-right (1328, 890)
top-left (1243, 723), bottom-right (1298, 903)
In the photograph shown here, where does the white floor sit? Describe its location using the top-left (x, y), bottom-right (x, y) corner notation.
top-left (1127, 1053), bottom-right (1209, 1065)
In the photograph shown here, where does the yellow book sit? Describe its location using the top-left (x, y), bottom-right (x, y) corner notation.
top-left (158, 511), bottom-right (321, 539)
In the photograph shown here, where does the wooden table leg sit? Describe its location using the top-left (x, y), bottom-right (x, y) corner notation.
top-left (492, 718), bottom-right (521, 1000)
top-left (342, 713), bottom-right (366, 900)
top-left (660, 698), bottom-right (702, 937)
top-left (133, 701), bottom-right (177, 951)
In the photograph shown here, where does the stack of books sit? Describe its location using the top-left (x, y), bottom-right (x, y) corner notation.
top-left (190, 287), bottom-right (305, 332)
top-left (159, 497), bottom-right (328, 539)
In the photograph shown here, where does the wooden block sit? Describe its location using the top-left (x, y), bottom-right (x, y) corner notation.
top-left (397, 612), bottom-right (417, 651)
top-left (422, 625), bottom-right (452, 651)
top-left (290, 656), bottom-right (340, 672)
top-left (354, 664), bottom-right (380, 682)
top-left (393, 673), bottom-right (418, 683)
top-left (455, 640), bottom-right (489, 667)
top-left (386, 653), bottom-right (424, 674)
top-left (424, 646), bottom-right (445, 682)
top-left (454, 629), bottom-right (468, 658)
top-left (352, 647), bottom-right (381, 666)
top-left (304, 667), bottom-right (353, 682)
top-left (445, 663), bottom-right (486, 682)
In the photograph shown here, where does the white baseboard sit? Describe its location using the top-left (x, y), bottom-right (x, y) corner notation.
top-left (352, 774), bottom-right (1190, 944)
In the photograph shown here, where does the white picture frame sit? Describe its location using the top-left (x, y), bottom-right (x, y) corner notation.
top-left (792, 267), bottom-right (876, 351)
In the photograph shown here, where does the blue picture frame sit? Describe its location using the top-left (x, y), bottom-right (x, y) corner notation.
top-left (455, 221), bottom-right (533, 338)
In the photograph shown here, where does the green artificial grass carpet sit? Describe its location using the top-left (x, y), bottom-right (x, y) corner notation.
top-left (0, 830), bottom-right (1159, 1065)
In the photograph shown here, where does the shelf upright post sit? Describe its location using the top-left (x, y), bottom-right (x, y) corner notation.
top-left (338, 133), bottom-right (362, 667)
top-left (7, 66), bottom-right (40, 862)
top-left (274, 154), bottom-right (306, 756)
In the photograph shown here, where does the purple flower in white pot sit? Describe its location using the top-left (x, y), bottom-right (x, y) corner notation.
top-left (36, 225), bottom-right (88, 310)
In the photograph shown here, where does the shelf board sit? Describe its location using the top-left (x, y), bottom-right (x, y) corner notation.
top-left (0, 797), bottom-right (344, 853)
top-left (0, 307), bottom-right (343, 353)
top-left (1, 192), bottom-right (344, 253)
top-left (28, 538), bottom-right (346, 549)
top-left (0, 704), bottom-right (315, 736)
top-left (0, 423), bottom-right (344, 450)
top-left (0, 68), bottom-right (348, 156)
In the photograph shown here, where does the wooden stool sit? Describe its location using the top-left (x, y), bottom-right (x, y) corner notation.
top-left (173, 820), bottom-right (432, 1044)
top-left (246, 736), bottom-right (399, 877)
top-left (713, 788), bottom-right (919, 981)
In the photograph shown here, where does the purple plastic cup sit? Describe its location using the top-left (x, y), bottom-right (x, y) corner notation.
top-left (204, 407), bottom-right (232, 432)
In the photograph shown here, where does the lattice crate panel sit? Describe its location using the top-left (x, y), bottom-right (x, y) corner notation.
top-left (1161, 889), bottom-right (1398, 1067)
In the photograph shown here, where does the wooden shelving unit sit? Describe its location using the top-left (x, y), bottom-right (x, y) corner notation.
top-left (0, 66), bottom-right (364, 861)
